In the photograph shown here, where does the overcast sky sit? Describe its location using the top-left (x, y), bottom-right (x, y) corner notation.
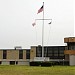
top-left (0, 0), bottom-right (74, 49)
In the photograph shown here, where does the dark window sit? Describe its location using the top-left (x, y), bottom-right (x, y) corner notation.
top-left (0, 61), bottom-right (2, 64)
top-left (19, 50), bottom-right (23, 59)
top-left (16, 61), bottom-right (18, 65)
top-left (59, 47), bottom-right (65, 50)
top-left (52, 47), bottom-right (58, 59)
top-left (59, 50), bottom-right (64, 54)
top-left (3, 50), bottom-right (7, 59)
top-left (36, 46), bottom-right (65, 59)
top-left (44, 47), bottom-right (48, 57)
top-left (68, 43), bottom-right (75, 50)
top-left (53, 48), bottom-right (58, 53)
top-left (59, 47), bottom-right (64, 54)
top-left (70, 46), bottom-right (75, 50)
top-left (10, 61), bottom-right (15, 65)
top-left (47, 46), bottom-right (65, 59)
top-left (36, 47), bottom-right (42, 57)
top-left (48, 48), bottom-right (53, 53)
top-left (58, 47), bottom-right (65, 59)
top-left (47, 47), bottom-right (53, 57)
top-left (26, 50), bottom-right (30, 59)
top-left (59, 54), bottom-right (64, 56)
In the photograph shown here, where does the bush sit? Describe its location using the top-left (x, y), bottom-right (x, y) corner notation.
top-left (41, 62), bottom-right (52, 67)
top-left (30, 62), bottom-right (41, 66)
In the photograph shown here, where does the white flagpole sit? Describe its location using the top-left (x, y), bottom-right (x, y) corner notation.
top-left (34, 2), bottom-right (52, 58)
top-left (42, 2), bottom-right (44, 57)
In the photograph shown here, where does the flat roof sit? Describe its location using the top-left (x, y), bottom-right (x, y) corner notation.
top-left (65, 37), bottom-right (75, 38)
top-left (0, 49), bottom-right (30, 50)
top-left (31, 45), bottom-right (66, 47)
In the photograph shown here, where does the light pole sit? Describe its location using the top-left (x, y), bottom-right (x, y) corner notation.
top-left (63, 59), bottom-right (64, 66)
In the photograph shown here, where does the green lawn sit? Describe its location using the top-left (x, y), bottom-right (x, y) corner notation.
top-left (0, 65), bottom-right (75, 75)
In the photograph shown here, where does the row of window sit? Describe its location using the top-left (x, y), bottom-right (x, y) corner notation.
top-left (3, 50), bottom-right (30, 59)
top-left (0, 61), bottom-right (21, 65)
top-left (67, 43), bottom-right (75, 50)
top-left (36, 47), bottom-right (65, 59)
top-left (68, 46), bottom-right (75, 50)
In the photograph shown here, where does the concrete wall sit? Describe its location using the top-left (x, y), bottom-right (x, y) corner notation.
top-left (1, 61), bottom-right (29, 65)
top-left (23, 50), bottom-right (26, 60)
top-left (69, 55), bottom-right (75, 66)
top-left (2, 61), bottom-right (9, 65)
top-left (7, 50), bottom-right (19, 59)
top-left (18, 61), bottom-right (29, 65)
top-left (30, 47), bottom-right (36, 60)
top-left (0, 50), bottom-right (3, 59)
top-left (0, 50), bottom-right (27, 60)
top-left (0, 49), bottom-right (29, 65)
top-left (65, 55), bottom-right (69, 60)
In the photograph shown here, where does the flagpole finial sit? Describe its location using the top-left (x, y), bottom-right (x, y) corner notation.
top-left (43, 2), bottom-right (44, 4)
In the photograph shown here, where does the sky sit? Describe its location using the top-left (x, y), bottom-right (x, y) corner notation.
top-left (0, 0), bottom-right (74, 49)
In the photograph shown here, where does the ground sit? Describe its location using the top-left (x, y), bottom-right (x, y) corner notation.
top-left (0, 65), bottom-right (75, 75)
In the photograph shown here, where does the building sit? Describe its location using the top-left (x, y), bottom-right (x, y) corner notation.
top-left (30, 45), bottom-right (69, 66)
top-left (0, 37), bottom-right (74, 66)
top-left (0, 48), bottom-right (30, 65)
top-left (0, 45), bottom-right (67, 65)
top-left (30, 45), bottom-right (65, 59)
top-left (64, 37), bottom-right (75, 66)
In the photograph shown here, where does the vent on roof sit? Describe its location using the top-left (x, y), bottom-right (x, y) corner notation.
top-left (14, 46), bottom-right (22, 50)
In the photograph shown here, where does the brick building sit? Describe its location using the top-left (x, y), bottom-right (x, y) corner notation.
top-left (0, 37), bottom-right (74, 66)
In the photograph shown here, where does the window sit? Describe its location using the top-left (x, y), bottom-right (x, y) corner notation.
top-left (59, 47), bottom-right (65, 50)
top-left (59, 50), bottom-right (63, 54)
top-left (48, 53), bottom-right (52, 57)
top-left (47, 47), bottom-right (53, 57)
top-left (19, 50), bottom-right (23, 59)
top-left (16, 61), bottom-right (18, 65)
top-left (26, 50), bottom-right (30, 59)
top-left (54, 54), bottom-right (58, 56)
top-left (59, 54), bottom-right (64, 56)
top-left (68, 43), bottom-right (75, 50)
top-left (3, 50), bottom-right (7, 59)
top-left (10, 61), bottom-right (15, 65)
top-left (47, 48), bottom-right (52, 53)
top-left (44, 48), bottom-right (48, 57)
top-left (36, 47), bottom-right (42, 57)
top-left (0, 61), bottom-right (2, 65)
top-left (59, 47), bottom-right (64, 54)
top-left (48, 50), bottom-right (52, 53)
top-left (54, 50), bottom-right (58, 54)
top-left (71, 46), bottom-right (75, 50)
top-left (58, 47), bottom-right (65, 59)
top-left (65, 47), bottom-right (68, 50)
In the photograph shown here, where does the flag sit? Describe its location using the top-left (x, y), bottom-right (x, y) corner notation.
top-left (48, 22), bottom-right (51, 24)
top-left (37, 5), bottom-right (43, 14)
top-left (32, 22), bottom-right (36, 26)
top-left (48, 20), bottom-right (52, 24)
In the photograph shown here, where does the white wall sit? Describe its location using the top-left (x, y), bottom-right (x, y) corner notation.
top-left (18, 61), bottom-right (29, 65)
top-left (69, 55), bottom-right (75, 66)
top-left (2, 61), bottom-right (9, 65)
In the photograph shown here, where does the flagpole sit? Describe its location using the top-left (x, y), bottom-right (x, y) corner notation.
top-left (33, 2), bottom-right (52, 58)
top-left (42, 2), bottom-right (44, 57)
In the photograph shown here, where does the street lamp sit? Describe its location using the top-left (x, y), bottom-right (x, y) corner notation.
top-left (63, 59), bottom-right (64, 66)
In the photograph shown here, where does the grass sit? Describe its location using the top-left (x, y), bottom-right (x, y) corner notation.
top-left (0, 65), bottom-right (75, 75)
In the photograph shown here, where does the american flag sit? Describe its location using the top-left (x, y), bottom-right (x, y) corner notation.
top-left (37, 5), bottom-right (43, 14)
